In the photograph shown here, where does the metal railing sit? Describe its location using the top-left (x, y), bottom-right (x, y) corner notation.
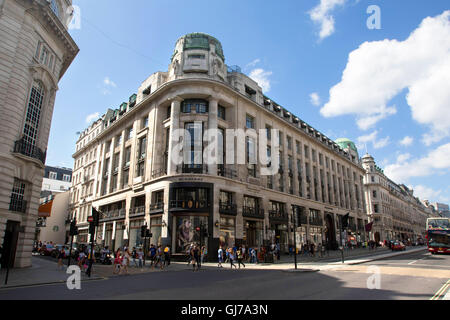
top-left (219, 202), bottom-right (237, 215)
top-left (13, 138), bottom-right (46, 164)
top-left (149, 202), bottom-right (164, 212)
top-left (309, 217), bottom-right (323, 226)
top-left (242, 207), bottom-right (264, 218)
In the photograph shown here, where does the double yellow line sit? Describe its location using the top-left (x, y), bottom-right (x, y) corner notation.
top-left (431, 279), bottom-right (450, 300)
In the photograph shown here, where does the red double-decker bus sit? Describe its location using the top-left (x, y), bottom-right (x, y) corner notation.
top-left (426, 218), bottom-right (450, 254)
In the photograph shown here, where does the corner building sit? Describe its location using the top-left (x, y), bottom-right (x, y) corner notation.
top-left (0, 0), bottom-right (78, 268)
top-left (71, 33), bottom-right (368, 258)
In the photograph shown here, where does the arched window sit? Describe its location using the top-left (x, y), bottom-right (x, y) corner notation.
top-left (23, 81), bottom-right (45, 150)
top-left (50, 0), bottom-right (60, 18)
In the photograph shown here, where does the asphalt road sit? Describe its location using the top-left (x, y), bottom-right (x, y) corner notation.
top-left (0, 249), bottom-right (448, 300)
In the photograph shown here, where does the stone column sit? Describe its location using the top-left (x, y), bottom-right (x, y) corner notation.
top-left (167, 97), bottom-right (182, 175)
top-left (207, 98), bottom-right (219, 176)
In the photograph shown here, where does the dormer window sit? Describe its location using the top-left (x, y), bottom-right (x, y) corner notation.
top-left (143, 85), bottom-right (151, 95)
top-left (50, 0), bottom-right (60, 18)
top-left (245, 85), bottom-right (256, 100)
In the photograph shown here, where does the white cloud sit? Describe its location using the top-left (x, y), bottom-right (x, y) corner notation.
top-left (357, 130), bottom-right (390, 150)
top-left (249, 68), bottom-right (273, 92)
top-left (396, 153), bottom-right (411, 163)
top-left (399, 136), bottom-right (414, 147)
top-left (320, 11), bottom-right (450, 142)
top-left (384, 142), bottom-right (450, 182)
top-left (411, 185), bottom-right (442, 202)
top-left (85, 112), bottom-right (100, 124)
top-left (310, 92), bottom-right (321, 106)
top-left (245, 59), bottom-right (261, 69)
top-left (103, 77), bottom-right (117, 88)
top-left (309, 0), bottom-right (347, 40)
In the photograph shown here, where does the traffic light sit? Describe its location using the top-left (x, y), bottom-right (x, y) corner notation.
top-left (92, 207), bottom-right (100, 226)
top-left (141, 225), bottom-right (147, 238)
top-left (89, 221), bottom-right (95, 235)
top-left (146, 229), bottom-right (152, 238)
top-left (69, 220), bottom-right (78, 236)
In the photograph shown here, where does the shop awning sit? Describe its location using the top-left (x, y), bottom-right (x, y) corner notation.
top-left (38, 200), bottom-right (53, 217)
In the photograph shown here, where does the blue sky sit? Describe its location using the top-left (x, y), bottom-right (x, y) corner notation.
top-left (48, 0), bottom-right (450, 203)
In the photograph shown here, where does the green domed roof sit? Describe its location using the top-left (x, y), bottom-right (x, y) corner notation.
top-left (178, 33), bottom-right (225, 61)
top-left (335, 138), bottom-right (358, 152)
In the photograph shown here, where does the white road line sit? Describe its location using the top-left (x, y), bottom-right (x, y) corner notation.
top-left (408, 257), bottom-right (428, 265)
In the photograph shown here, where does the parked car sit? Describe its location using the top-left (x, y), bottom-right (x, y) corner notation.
top-left (39, 244), bottom-right (55, 256)
top-left (391, 241), bottom-right (406, 251)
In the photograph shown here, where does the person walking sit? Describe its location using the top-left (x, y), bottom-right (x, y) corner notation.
top-left (237, 247), bottom-right (245, 269)
top-left (132, 247), bottom-right (138, 268)
top-left (225, 247), bottom-right (230, 263)
top-left (57, 247), bottom-right (65, 270)
top-left (218, 246), bottom-right (224, 268)
top-left (164, 245), bottom-right (171, 267)
top-left (149, 244), bottom-right (156, 268)
top-left (137, 248), bottom-right (144, 270)
top-left (113, 248), bottom-right (122, 274)
top-left (228, 247), bottom-right (237, 269)
top-left (201, 246), bottom-right (207, 264)
top-left (120, 248), bottom-right (130, 275)
top-left (186, 243), bottom-right (193, 265)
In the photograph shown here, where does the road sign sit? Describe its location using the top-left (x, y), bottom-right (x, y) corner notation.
top-left (87, 216), bottom-right (93, 222)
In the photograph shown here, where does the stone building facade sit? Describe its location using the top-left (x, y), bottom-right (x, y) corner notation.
top-left (362, 154), bottom-right (432, 243)
top-left (0, 0), bottom-right (78, 268)
top-left (70, 33), bottom-right (368, 258)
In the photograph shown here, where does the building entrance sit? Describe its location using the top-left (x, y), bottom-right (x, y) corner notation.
top-left (325, 214), bottom-right (337, 250)
top-left (1, 221), bottom-right (20, 269)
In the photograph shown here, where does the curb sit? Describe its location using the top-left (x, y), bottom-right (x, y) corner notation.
top-left (0, 276), bottom-right (105, 290)
top-left (339, 247), bottom-right (427, 265)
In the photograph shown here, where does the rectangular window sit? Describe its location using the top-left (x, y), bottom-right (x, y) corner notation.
top-left (304, 145), bottom-right (309, 158)
top-left (124, 147), bottom-right (131, 167)
top-left (287, 136), bottom-right (292, 150)
top-left (127, 127), bottom-right (134, 140)
top-left (49, 172), bottom-right (57, 180)
top-left (10, 179), bottom-right (26, 213)
top-left (246, 137), bottom-right (256, 177)
top-left (296, 140), bottom-right (301, 155)
top-left (266, 125), bottom-right (272, 141)
top-left (143, 117), bottom-right (149, 128)
top-left (246, 114), bottom-right (255, 129)
top-left (218, 105), bottom-right (226, 120)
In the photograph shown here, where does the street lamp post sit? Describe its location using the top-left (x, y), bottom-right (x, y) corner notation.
top-left (292, 206), bottom-right (298, 270)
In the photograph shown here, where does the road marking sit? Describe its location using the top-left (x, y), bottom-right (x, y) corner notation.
top-left (408, 256), bottom-right (428, 265)
top-left (431, 279), bottom-right (450, 300)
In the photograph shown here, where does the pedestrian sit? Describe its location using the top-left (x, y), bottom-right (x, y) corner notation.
top-left (218, 246), bottom-right (224, 268)
top-left (164, 245), bottom-right (171, 267)
top-left (225, 247), bottom-right (230, 263)
top-left (154, 245), bottom-right (164, 270)
top-left (187, 243), bottom-right (193, 265)
top-left (137, 248), bottom-right (144, 270)
top-left (77, 250), bottom-right (86, 269)
top-left (201, 246), bottom-right (207, 264)
top-left (120, 248), bottom-right (130, 275)
top-left (237, 247), bottom-right (245, 269)
top-left (276, 243), bottom-right (281, 260)
top-left (191, 245), bottom-right (200, 271)
top-left (310, 243), bottom-right (315, 257)
top-left (149, 244), bottom-right (156, 268)
top-left (113, 248), bottom-right (122, 274)
top-left (57, 247), bottom-right (65, 270)
top-left (132, 247), bottom-right (138, 267)
top-left (228, 247), bottom-right (237, 269)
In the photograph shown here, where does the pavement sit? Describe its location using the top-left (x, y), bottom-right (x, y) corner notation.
top-left (0, 245), bottom-right (428, 289)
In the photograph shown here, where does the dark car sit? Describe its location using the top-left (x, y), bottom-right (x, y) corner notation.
top-left (39, 244), bottom-right (55, 256)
